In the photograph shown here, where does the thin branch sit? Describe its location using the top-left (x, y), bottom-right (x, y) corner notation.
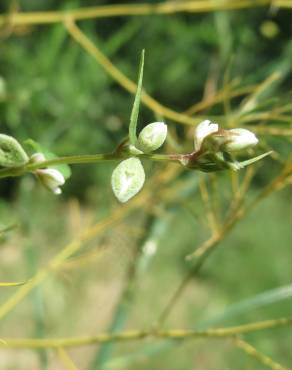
top-left (0, 152), bottom-right (181, 180)
top-left (2, 315), bottom-right (292, 349)
top-left (57, 347), bottom-right (79, 370)
top-left (155, 245), bottom-right (216, 327)
top-left (234, 338), bottom-right (287, 370)
top-left (0, 1), bottom-right (275, 27)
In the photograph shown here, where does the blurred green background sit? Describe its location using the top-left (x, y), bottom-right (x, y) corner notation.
top-left (0, 1), bottom-right (292, 369)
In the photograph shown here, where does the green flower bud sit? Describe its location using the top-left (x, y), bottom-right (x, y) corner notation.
top-left (0, 134), bottom-right (28, 168)
top-left (136, 122), bottom-right (167, 153)
top-left (111, 158), bottom-right (145, 203)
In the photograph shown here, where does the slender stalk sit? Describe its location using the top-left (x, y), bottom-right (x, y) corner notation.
top-left (234, 338), bottom-right (287, 370)
top-left (1, 315), bottom-right (292, 349)
top-left (57, 347), bottom-right (79, 370)
top-left (0, 152), bottom-right (181, 180)
top-left (0, 1), bottom-right (273, 27)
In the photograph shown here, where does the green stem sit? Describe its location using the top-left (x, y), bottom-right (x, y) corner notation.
top-left (2, 315), bottom-right (292, 349)
top-left (0, 152), bottom-right (182, 179)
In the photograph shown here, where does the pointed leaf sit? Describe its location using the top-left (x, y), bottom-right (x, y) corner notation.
top-left (239, 151), bottom-right (273, 168)
top-left (129, 50), bottom-right (145, 145)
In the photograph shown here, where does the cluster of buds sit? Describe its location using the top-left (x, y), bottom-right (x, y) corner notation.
top-left (182, 120), bottom-right (262, 172)
top-left (30, 153), bottom-right (65, 194)
top-left (0, 133), bottom-right (66, 195)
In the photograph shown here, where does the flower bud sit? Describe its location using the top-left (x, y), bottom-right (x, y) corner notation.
top-left (36, 168), bottom-right (65, 194)
top-left (0, 134), bottom-right (28, 167)
top-left (219, 128), bottom-right (258, 152)
top-left (136, 122), bottom-right (167, 153)
top-left (194, 120), bottom-right (219, 151)
top-left (30, 152), bottom-right (46, 164)
top-left (111, 157), bottom-right (145, 203)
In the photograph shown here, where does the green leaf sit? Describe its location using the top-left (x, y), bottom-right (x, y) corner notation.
top-left (0, 134), bottom-right (28, 168)
top-left (128, 50), bottom-right (145, 145)
top-left (239, 151), bottom-right (273, 168)
top-left (24, 139), bottom-right (42, 153)
top-left (196, 283), bottom-right (292, 329)
top-left (111, 158), bottom-right (145, 203)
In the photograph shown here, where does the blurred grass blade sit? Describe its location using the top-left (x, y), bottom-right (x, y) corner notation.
top-left (129, 50), bottom-right (145, 145)
top-left (197, 283), bottom-right (292, 329)
top-left (103, 342), bottom-right (174, 369)
top-left (0, 281), bottom-right (26, 287)
top-left (234, 338), bottom-right (287, 370)
top-left (57, 347), bottom-right (79, 370)
top-left (0, 223), bottom-right (18, 235)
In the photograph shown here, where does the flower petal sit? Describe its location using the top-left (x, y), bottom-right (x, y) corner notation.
top-left (194, 120), bottom-right (219, 151)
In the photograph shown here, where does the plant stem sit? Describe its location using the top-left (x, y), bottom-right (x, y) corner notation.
top-left (0, 152), bottom-right (182, 179)
top-left (2, 315), bottom-right (292, 349)
top-left (0, 1), bottom-right (273, 27)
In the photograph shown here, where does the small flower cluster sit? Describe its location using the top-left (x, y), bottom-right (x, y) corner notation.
top-left (0, 134), bottom-right (66, 195)
top-left (182, 120), bottom-right (261, 172)
top-left (30, 153), bottom-right (65, 194)
top-left (194, 119), bottom-right (258, 153)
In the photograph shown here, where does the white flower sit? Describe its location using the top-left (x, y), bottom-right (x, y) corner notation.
top-left (36, 168), bottom-right (65, 195)
top-left (137, 122), bottom-right (167, 153)
top-left (221, 128), bottom-right (258, 152)
top-left (194, 120), bottom-right (219, 151)
top-left (30, 152), bottom-right (65, 194)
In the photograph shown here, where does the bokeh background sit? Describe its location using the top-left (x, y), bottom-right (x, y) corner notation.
top-left (0, 1), bottom-right (292, 369)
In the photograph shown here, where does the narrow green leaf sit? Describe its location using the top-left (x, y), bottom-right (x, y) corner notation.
top-left (239, 151), bottom-right (273, 168)
top-left (196, 283), bottom-right (292, 329)
top-left (128, 50), bottom-right (145, 145)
